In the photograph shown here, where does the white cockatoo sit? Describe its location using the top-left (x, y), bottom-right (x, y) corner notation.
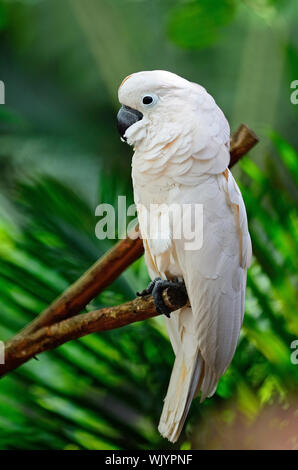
top-left (117, 70), bottom-right (252, 443)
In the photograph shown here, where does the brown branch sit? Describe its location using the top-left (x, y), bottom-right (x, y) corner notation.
top-left (229, 123), bottom-right (259, 167)
top-left (1, 287), bottom-right (188, 377)
top-left (0, 123), bottom-right (258, 378)
top-left (14, 229), bottom-right (144, 339)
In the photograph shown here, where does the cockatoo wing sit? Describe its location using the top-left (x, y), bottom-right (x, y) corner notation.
top-left (173, 171), bottom-right (251, 400)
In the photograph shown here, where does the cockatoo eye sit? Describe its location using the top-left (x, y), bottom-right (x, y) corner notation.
top-left (142, 94), bottom-right (158, 107)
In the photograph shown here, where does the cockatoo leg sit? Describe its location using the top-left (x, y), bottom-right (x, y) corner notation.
top-left (137, 278), bottom-right (186, 318)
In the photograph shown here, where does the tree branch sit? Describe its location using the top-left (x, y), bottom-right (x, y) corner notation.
top-left (14, 229), bottom-right (144, 338)
top-left (229, 123), bottom-right (259, 167)
top-left (1, 287), bottom-right (188, 377)
top-left (0, 124), bottom-right (259, 378)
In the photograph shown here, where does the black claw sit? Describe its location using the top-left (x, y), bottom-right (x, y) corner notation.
top-left (137, 277), bottom-right (186, 318)
top-left (152, 280), bottom-right (173, 317)
top-left (136, 278), bottom-right (161, 297)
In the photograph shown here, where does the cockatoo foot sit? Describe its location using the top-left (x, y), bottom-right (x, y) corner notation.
top-left (136, 277), bottom-right (162, 297)
top-left (137, 278), bottom-right (186, 318)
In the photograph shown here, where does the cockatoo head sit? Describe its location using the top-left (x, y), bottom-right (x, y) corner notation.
top-left (117, 70), bottom-right (201, 148)
top-left (117, 70), bottom-right (230, 181)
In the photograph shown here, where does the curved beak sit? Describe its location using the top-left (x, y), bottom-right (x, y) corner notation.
top-left (117, 105), bottom-right (143, 141)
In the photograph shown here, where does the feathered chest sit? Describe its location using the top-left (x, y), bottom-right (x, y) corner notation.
top-left (131, 127), bottom-right (230, 191)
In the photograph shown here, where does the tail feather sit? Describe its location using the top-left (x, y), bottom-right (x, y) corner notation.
top-left (200, 366), bottom-right (217, 402)
top-left (158, 351), bottom-right (204, 443)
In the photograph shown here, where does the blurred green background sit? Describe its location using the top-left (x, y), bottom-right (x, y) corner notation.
top-left (0, 0), bottom-right (297, 450)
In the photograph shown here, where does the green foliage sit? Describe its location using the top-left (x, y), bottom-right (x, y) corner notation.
top-left (0, 2), bottom-right (8, 32)
top-left (168, 0), bottom-right (236, 49)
